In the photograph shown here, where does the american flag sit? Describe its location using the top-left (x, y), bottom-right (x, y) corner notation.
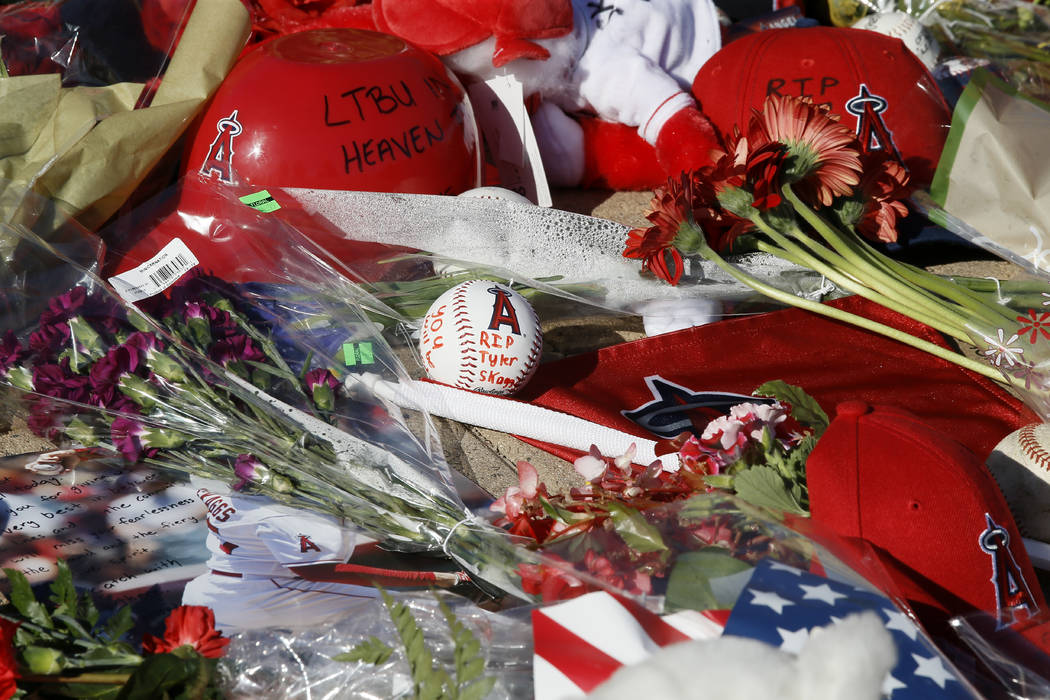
top-left (723, 560), bottom-right (980, 699)
top-left (532, 559), bottom-right (982, 699)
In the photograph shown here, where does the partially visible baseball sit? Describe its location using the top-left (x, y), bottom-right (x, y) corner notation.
top-left (986, 422), bottom-right (1050, 543)
top-left (419, 280), bottom-right (542, 396)
top-left (852, 11), bottom-right (941, 70)
top-left (457, 186), bottom-right (535, 205)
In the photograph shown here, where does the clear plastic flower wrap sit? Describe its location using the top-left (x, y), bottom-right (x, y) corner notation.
top-left (0, 183), bottom-right (555, 602)
top-left (220, 590), bottom-right (535, 700)
top-left (829, 0), bottom-right (1050, 102)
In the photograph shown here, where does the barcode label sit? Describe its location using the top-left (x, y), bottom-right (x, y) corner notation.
top-left (108, 238), bottom-right (199, 302)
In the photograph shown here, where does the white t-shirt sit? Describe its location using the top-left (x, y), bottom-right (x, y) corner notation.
top-left (196, 488), bottom-right (357, 578)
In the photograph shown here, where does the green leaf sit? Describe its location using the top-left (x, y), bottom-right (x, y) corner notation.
top-left (732, 465), bottom-right (807, 516)
top-left (102, 606), bottom-right (134, 642)
top-left (57, 683), bottom-right (123, 699)
top-left (80, 592), bottom-right (100, 631)
top-left (3, 568), bottom-right (53, 629)
top-left (115, 653), bottom-right (197, 700)
top-left (459, 677), bottom-right (498, 700)
top-left (333, 636), bottom-right (393, 665)
top-left (604, 503), bottom-right (668, 554)
top-left (753, 380), bottom-right (828, 433)
top-left (664, 549), bottom-right (753, 612)
top-left (53, 613), bottom-right (95, 642)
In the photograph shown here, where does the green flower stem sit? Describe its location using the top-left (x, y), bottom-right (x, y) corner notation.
top-left (694, 236), bottom-right (1015, 385)
top-left (18, 672), bottom-right (131, 685)
top-left (746, 217), bottom-right (976, 341)
top-left (781, 184), bottom-right (1015, 329)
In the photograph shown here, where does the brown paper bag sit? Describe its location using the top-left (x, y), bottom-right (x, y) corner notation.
top-left (0, 0), bottom-right (250, 231)
top-left (928, 70), bottom-right (1050, 276)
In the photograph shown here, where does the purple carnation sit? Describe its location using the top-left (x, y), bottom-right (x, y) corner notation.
top-left (0, 330), bottom-right (26, 374)
top-left (28, 321), bottom-right (72, 358)
top-left (26, 397), bottom-right (65, 441)
top-left (304, 368), bottom-right (339, 393)
top-left (233, 453), bottom-right (267, 491)
top-left (110, 416), bottom-right (157, 463)
top-left (32, 359), bottom-right (91, 404)
top-left (210, 335), bottom-right (265, 367)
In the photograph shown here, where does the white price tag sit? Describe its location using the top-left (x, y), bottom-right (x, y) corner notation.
top-left (467, 75), bottom-right (552, 207)
top-left (108, 238), bottom-right (199, 302)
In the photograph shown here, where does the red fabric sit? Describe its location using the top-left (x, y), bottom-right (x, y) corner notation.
top-left (531, 607), bottom-right (626, 692)
top-left (371, 0), bottom-right (572, 61)
top-left (654, 106), bottom-right (725, 179)
top-left (579, 116), bottom-right (666, 191)
top-left (692, 26), bottom-right (951, 188)
top-left (515, 296), bottom-right (1037, 463)
top-left (806, 400), bottom-right (1047, 642)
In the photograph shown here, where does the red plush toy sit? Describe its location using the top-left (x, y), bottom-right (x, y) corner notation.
top-left (242, 0), bottom-right (727, 190)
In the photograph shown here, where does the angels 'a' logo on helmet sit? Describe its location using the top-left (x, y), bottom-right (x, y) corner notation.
top-left (200, 110), bottom-right (243, 184)
top-left (845, 85), bottom-right (905, 169)
top-left (979, 513), bottom-right (1039, 628)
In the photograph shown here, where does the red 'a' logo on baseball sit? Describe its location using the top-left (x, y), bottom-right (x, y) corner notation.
top-left (299, 535), bottom-right (321, 553)
top-left (487, 286), bottom-right (522, 335)
top-left (199, 110), bottom-right (243, 184)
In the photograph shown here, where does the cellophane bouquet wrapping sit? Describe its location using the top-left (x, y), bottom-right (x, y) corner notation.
top-left (0, 181), bottom-right (554, 602)
top-left (221, 590), bottom-right (535, 699)
top-left (830, 0), bottom-right (1050, 102)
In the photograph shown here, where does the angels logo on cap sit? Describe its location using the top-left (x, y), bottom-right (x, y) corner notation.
top-left (692, 26), bottom-right (952, 187)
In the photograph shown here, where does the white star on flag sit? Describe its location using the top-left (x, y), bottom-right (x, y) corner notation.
top-left (883, 609), bottom-right (920, 641)
top-left (749, 589), bottom-right (793, 614)
top-left (799, 582), bottom-right (847, 606)
top-left (912, 653), bottom-right (957, 689)
top-left (883, 672), bottom-right (908, 696)
top-left (777, 626), bottom-right (810, 653)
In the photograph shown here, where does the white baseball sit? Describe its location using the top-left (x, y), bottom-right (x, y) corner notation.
top-left (419, 280), bottom-right (542, 396)
top-left (986, 422), bottom-right (1050, 543)
top-left (457, 186), bottom-right (535, 205)
top-left (852, 11), bottom-right (941, 70)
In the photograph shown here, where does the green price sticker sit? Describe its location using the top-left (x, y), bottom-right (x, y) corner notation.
top-left (239, 190), bottom-right (281, 213)
top-left (343, 342), bottom-right (374, 366)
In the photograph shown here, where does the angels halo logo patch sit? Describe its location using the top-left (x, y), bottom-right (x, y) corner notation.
top-left (621, 375), bottom-right (773, 439)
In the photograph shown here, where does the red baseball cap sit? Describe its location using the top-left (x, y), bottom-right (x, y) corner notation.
top-left (692, 26), bottom-right (951, 188)
top-left (806, 400), bottom-right (1046, 633)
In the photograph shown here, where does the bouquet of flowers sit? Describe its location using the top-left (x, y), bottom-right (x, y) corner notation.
top-left (622, 94), bottom-right (1050, 419)
top-left (2, 561), bottom-right (229, 699)
top-left (0, 217), bottom-right (546, 602)
top-left (487, 382), bottom-right (827, 608)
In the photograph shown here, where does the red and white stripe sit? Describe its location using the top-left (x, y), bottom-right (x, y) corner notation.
top-left (532, 592), bottom-right (728, 698)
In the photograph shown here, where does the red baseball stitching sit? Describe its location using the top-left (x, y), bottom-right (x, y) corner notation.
top-left (1018, 424), bottom-right (1050, 474)
top-left (452, 282), bottom-right (478, 388)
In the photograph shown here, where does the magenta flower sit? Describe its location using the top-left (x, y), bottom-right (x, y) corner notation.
top-left (305, 368), bottom-right (340, 410)
top-left (233, 454), bottom-right (267, 491)
top-left (210, 335), bottom-right (265, 367)
top-left (32, 360), bottom-right (91, 404)
top-left (110, 416), bottom-right (158, 463)
top-left (0, 330), bottom-right (25, 374)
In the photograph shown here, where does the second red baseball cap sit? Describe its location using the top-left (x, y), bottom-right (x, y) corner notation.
top-left (806, 400), bottom-right (1046, 633)
top-left (692, 26), bottom-right (951, 188)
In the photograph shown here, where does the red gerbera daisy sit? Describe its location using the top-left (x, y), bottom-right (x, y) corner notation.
top-left (855, 152), bottom-right (910, 243)
top-left (142, 605), bottom-right (229, 659)
top-left (623, 175), bottom-right (694, 285)
top-left (749, 94), bottom-right (862, 207)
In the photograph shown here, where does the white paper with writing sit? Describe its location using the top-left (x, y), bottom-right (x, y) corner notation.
top-left (467, 76), bottom-right (553, 207)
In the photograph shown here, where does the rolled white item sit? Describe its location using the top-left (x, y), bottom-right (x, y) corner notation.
top-left (349, 372), bottom-right (679, 471)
